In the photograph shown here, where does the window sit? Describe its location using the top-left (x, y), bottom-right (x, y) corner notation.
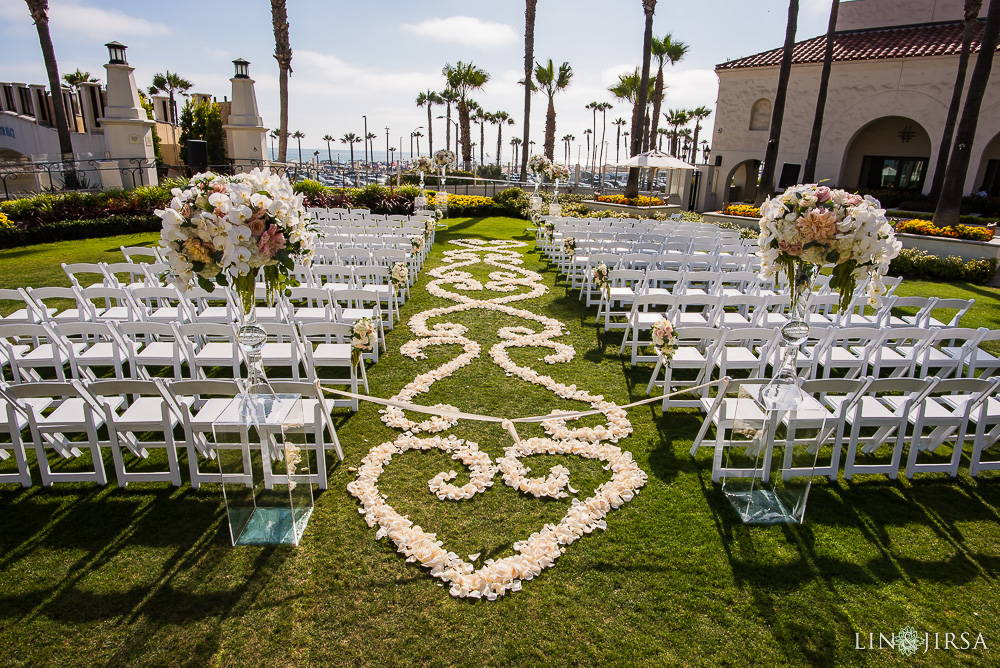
top-left (981, 160), bottom-right (1000, 197)
top-left (859, 156), bottom-right (928, 190)
top-left (778, 163), bottom-right (801, 188)
top-left (749, 99), bottom-right (771, 131)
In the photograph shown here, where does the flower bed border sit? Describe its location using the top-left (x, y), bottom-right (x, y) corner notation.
top-left (581, 200), bottom-right (681, 215)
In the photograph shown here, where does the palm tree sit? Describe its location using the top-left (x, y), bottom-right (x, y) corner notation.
top-left (443, 62), bottom-right (491, 170)
top-left (149, 70), bottom-right (193, 126)
top-left (612, 117), bottom-right (627, 166)
top-left (596, 101), bottom-right (613, 177)
top-left (930, 0), bottom-right (983, 200)
top-left (416, 90), bottom-right (442, 155)
top-left (533, 59), bottom-right (573, 161)
top-left (583, 129), bottom-right (593, 171)
top-left (656, 127), bottom-right (668, 151)
top-left (934, 0), bottom-right (1000, 226)
top-left (802, 1), bottom-right (840, 182)
top-left (62, 68), bottom-right (97, 131)
top-left (648, 34), bottom-right (688, 152)
top-left (511, 136), bottom-right (522, 170)
top-left (688, 106), bottom-right (711, 164)
top-left (291, 130), bottom-right (305, 163)
top-left (365, 132), bottom-right (377, 164)
top-left (755, 0), bottom-right (800, 206)
top-left (341, 132), bottom-right (361, 166)
top-left (586, 101), bottom-right (600, 174)
top-left (520, 0), bottom-right (538, 183)
top-left (663, 108), bottom-right (690, 157)
top-left (24, 0), bottom-right (73, 162)
top-left (270, 0), bottom-right (293, 163)
top-left (440, 88), bottom-right (459, 154)
top-left (625, 0), bottom-right (657, 198)
top-left (412, 130), bottom-right (424, 156)
top-left (268, 130), bottom-right (282, 159)
top-left (492, 111), bottom-right (513, 165)
top-left (471, 103), bottom-right (487, 165)
top-left (562, 134), bottom-right (575, 165)
top-left (608, 69), bottom-right (655, 157)
top-left (322, 134), bottom-right (334, 164)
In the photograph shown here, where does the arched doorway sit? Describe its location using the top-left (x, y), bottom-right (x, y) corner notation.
top-left (724, 159), bottom-right (760, 204)
top-left (973, 132), bottom-right (1000, 196)
top-left (842, 116), bottom-right (931, 191)
top-left (0, 148), bottom-right (28, 163)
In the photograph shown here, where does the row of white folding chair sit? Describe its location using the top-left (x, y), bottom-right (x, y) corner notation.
top-left (120, 245), bottom-right (165, 263)
top-left (591, 267), bottom-right (769, 311)
top-left (690, 375), bottom-right (1000, 483)
top-left (559, 249), bottom-right (759, 293)
top-left (0, 318), bottom-right (369, 400)
top-left (0, 377), bottom-right (345, 489)
top-left (62, 261), bottom-right (167, 291)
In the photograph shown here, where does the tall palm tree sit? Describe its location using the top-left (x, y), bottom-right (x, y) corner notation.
top-left (656, 127), bottom-right (668, 151)
top-left (412, 130), bottom-right (424, 156)
top-left (341, 132), bottom-right (361, 166)
top-left (291, 130), bottom-right (305, 163)
top-left (149, 70), bottom-right (192, 126)
top-left (511, 136), bottom-right (522, 170)
top-left (596, 101), bottom-right (613, 176)
top-left (443, 62), bottom-right (491, 171)
top-left (688, 106), bottom-right (711, 164)
top-left (663, 108), bottom-right (690, 157)
top-left (24, 0), bottom-right (73, 162)
top-left (416, 90), bottom-right (442, 155)
top-left (62, 68), bottom-right (97, 131)
top-left (365, 132), bottom-right (377, 164)
top-left (562, 134), bottom-right (574, 165)
top-left (322, 134), bottom-right (334, 164)
top-left (802, 0), bottom-right (840, 182)
top-left (609, 69), bottom-right (655, 167)
top-left (268, 130), bottom-right (280, 159)
top-left (270, 0), bottom-right (293, 163)
top-left (471, 103), bottom-right (487, 165)
top-left (440, 88), bottom-right (459, 154)
top-left (625, 0), bottom-right (657, 198)
top-left (934, 0), bottom-right (1000, 226)
top-left (755, 0), bottom-right (799, 206)
top-left (612, 117), bottom-right (627, 166)
top-left (582, 129), bottom-right (592, 170)
top-left (930, 0), bottom-right (983, 200)
top-left (533, 59), bottom-right (573, 161)
top-left (648, 34), bottom-right (688, 152)
top-left (586, 101), bottom-right (600, 174)
top-left (492, 111), bottom-right (513, 165)
top-left (520, 0), bottom-right (538, 183)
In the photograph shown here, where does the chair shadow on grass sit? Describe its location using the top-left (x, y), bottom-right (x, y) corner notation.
top-left (0, 482), bottom-right (291, 665)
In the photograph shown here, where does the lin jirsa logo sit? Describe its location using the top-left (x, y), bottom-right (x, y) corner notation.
top-left (855, 626), bottom-right (988, 655)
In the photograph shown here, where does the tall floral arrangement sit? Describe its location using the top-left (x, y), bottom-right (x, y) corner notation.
top-left (758, 184), bottom-right (901, 308)
top-left (433, 149), bottom-right (456, 170)
top-left (546, 162), bottom-right (570, 181)
top-left (412, 155), bottom-right (434, 173)
top-left (527, 154), bottom-right (551, 176)
top-left (157, 168), bottom-right (315, 307)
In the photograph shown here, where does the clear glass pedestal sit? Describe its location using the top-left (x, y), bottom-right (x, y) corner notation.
top-left (719, 389), bottom-right (829, 525)
top-left (211, 394), bottom-right (314, 545)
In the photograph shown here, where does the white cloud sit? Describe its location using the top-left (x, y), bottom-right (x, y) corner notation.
top-left (0, 1), bottom-right (171, 40)
top-left (400, 16), bottom-right (517, 48)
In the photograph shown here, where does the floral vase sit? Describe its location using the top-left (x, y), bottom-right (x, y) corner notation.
top-left (550, 178), bottom-right (562, 217)
top-left (761, 262), bottom-right (820, 410)
top-left (232, 270), bottom-right (277, 420)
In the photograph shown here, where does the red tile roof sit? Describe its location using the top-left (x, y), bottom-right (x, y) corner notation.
top-left (717, 20), bottom-right (996, 70)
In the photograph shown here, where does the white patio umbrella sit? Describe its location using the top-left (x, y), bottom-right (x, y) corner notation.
top-left (620, 149), bottom-right (693, 169)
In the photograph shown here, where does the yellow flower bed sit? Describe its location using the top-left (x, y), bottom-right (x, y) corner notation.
top-left (0, 212), bottom-right (14, 230)
top-left (595, 194), bottom-right (663, 207)
top-left (721, 204), bottom-right (761, 218)
top-left (427, 193), bottom-right (495, 208)
top-left (895, 219), bottom-right (994, 242)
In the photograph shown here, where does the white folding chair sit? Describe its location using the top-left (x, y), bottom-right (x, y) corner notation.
top-left (714, 294), bottom-right (767, 329)
top-left (963, 328), bottom-right (1000, 378)
top-left (260, 322), bottom-right (307, 381)
top-left (87, 378), bottom-right (183, 487)
top-left (0, 323), bottom-right (70, 382)
top-left (0, 383), bottom-right (33, 487)
top-left (619, 294), bottom-right (677, 367)
top-left (166, 378), bottom-right (246, 489)
top-left (690, 377), bottom-right (772, 483)
top-left (965, 378), bottom-right (1000, 476)
top-left (116, 321), bottom-right (186, 379)
top-left (924, 298), bottom-right (974, 329)
top-left (886, 296), bottom-right (938, 328)
top-left (647, 326), bottom-right (724, 409)
top-left (184, 286), bottom-right (238, 324)
top-left (8, 380), bottom-right (119, 486)
top-left (25, 286), bottom-right (90, 324)
top-left (814, 327), bottom-right (886, 379)
top-left (102, 261), bottom-right (152, 290)
top-left (77, 286), bottom-right (141, 323)
top-left (0, 288), bottom-right (40, 325)
top-left (598, 269), bottom-right (644, 332)
top-left (131, 286), bottom-right (194, 324)
top-left (353, 265), bottom-right (399, 330)
top-left (299, 322), bottom-right (367, 409)
top-left (331, 289), bottom-right (385, 359)
top-left (286, 286), bottom-right (337, 325)
top-left (120, 245), bottom-right (163, 263)
top-left (842, 377), bottom-right (936, 480)
top-left (55, 321), bottom-right (130, 380)
top-left (177, 322), bottom-right (241, 379)
top-left (266, 380), bottom-right (345, 490)
top-left (713, 327), bottom-right (778, 379)
top-left (864, 327), bottom-right (935, 378)
top-left (62, 262), bottom-right (109, 289)
top-left (918, 328), bottom-right (987, 379)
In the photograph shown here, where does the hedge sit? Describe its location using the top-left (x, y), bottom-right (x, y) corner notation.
top-left (0, 215), bottom-right (161, 249)
top-left (889, 248), bottom-right (998, 284)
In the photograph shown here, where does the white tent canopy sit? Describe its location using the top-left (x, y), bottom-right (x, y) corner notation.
top-left (619, 149), bottom-right (693, 169)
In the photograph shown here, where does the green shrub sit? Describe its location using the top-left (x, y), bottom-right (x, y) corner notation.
top-left (889, 247), bottom-right (998, 284)
top-left (493, 187), bottom-right (530, 219)
top-left (476, 164), bottom-right (503, 180)
top-left (0, 215), bottom-right (160, 249)
top-left (293, 179), bottom-right (328, 199)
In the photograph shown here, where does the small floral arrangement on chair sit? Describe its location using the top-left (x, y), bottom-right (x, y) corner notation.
top-left (424, 218), bottom-right (435, 239)
top-left (563, 237), bottom-right (576, 255)
top-left (390, 262), bottom-right (408, 293)
top-left (591, 262), bottom-right (610, 297)
top-left (352, 318), bottom-right (376, 366)
top-left (651, 317), bottom-right (678, 362)
top-left (411, 235), bottom-right (425, 254)
top-left (528, 154), bottom-right (552, 176)
top-left (542, 220), bottom-right (555, 240)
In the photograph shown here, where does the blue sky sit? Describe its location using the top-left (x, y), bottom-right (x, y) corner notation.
top-left (0, 0), bottom-right (836, 163)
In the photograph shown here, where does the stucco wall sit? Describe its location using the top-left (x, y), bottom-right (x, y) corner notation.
top-left (711, 52), bottom-right (1000, 205)
top-left (837, 0), bottom-right (991, 32)
top-left (0, 110), bottom-right (107, 161)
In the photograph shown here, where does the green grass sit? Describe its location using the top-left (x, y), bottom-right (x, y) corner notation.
top-left (2, 218), bottom-right (1000, 666)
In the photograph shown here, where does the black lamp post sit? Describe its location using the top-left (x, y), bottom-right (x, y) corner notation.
top-left (385, 127), bottom-right (390, 171)
top-left (232, 58), bottom-right (250, 79)
top-left (703, 143), bottom-right (711, 164)
top-left (105, 41), bottom-right (127, 65)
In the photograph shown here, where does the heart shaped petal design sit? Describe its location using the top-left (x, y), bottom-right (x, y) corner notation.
top-left (349, 240), bottom-right (647, 600)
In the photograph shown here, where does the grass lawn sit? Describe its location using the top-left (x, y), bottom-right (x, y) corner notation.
top-left (1, 217), bottom-right (999, 666)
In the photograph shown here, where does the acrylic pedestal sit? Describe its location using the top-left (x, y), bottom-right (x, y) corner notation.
top-left (211, 394), bottom-right (314, 546)
top-left (719, 389), bottom-right (829, 525)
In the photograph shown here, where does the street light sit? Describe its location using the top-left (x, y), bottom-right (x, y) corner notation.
top-left (385, 127), bottom-right (391, 172)
top-left (410, 125), bottom-right (423, 158)
top-left (436, 115), bottom-right (459, 153)
top-left (362, 115), bottom-right (368, 166)
top-left (703, 143), bottom-right (711, 164)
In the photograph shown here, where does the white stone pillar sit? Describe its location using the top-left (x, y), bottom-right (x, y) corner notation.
top-left (79, 82), bottom-right (103, 134)
top-left (98, 42), bottom-right (157, 188)
top-left (223, 59), bottom-right (267, 172)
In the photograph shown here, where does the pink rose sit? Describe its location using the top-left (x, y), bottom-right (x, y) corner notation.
top-left (249, 218), bottom-right (266, 236)
top-left (796, 208), bottom-right (839, 243)
top-left (778, 240), bottom-right (803, 256)
top-left (258, 226), bottom-right (286, 258)
top-left (848, 194), bottom-right (864, 205)
top-left (815, 186), bottom-right (832, 203)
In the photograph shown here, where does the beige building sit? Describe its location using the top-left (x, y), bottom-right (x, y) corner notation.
top-left (706, 0), bottom-right (999, 209)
